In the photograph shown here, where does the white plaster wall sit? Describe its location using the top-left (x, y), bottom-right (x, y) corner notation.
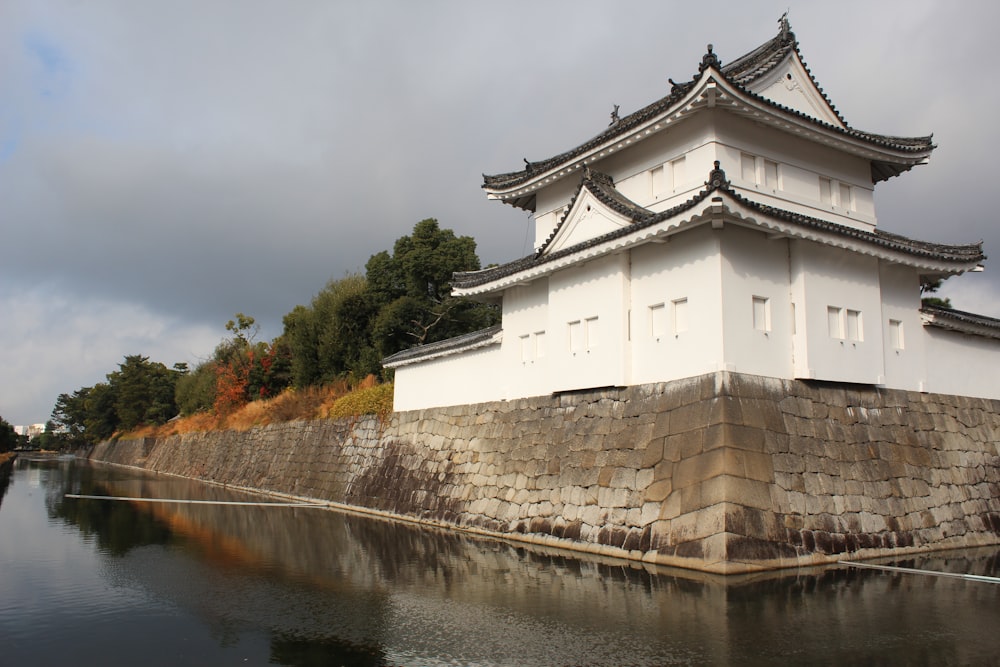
top-left (923, 328), bottom-right (1000, 399)
top-left (878, 263), bottom-right (927, 391)
top-left (391, 343), bottom-right (505, 411)
top-left (498, 281), bottom-right (551, 399)
top-left (629, 227), bottom-right (724, 385)
top-left (712, 113), bottom-right (876, 227)
top-left (548, 253), bottom-right (629, 392)
top-left (790, 240), bottom-right (885, 384)
top-left (719, 227), bottom-right (794, 378)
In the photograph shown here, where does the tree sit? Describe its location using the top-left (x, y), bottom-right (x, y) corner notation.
top-left (175, 361), bottom-right (218, 416)
top-left (283, 274), bottom-right (379, 388)
top-left (0, 416), bottom-right (17, 453)
top-left (920, 277), bottom-right (952, 309)
top-left (365, 218), bottom-right (498, 358)
top-left (108, 355), bottom-right (179, 430)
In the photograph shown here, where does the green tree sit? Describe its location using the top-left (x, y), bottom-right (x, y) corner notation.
top-left (283, 274), bottom-right (379, 387)
top-left (920, 277), bottom-right (952, 309)
top-left (175, 361), bottom-right (218, 415)
top-left (0, 416), bottom-right (17, 453)
top-left (365, 218), bottom-right (498, 358)
top-left (108, 355), bottom-right (180, 430)
top-left (51, 388), bottom-right (92, 446)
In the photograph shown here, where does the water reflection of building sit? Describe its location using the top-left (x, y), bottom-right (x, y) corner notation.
top-left (94, 473), bottom-right (1000, 667)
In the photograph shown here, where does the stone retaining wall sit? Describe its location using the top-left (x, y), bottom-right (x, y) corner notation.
top-left (89, 372), bottom-right (1000, 573)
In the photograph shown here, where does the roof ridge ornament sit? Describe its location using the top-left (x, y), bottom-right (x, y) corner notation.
top-left (699, 44), bottom-right (722, 74)
top-left (609, 104), bottom-right (620, 126)
top-left (779, 11), bottom-right (791, 41)
top-left (706, 160), bottom-right (730, 189)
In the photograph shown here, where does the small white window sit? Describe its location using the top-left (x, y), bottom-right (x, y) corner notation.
top-left (828, 306), bottom-right (843, 339)
top-left (752, 296), bottom-right (771, 332)
top-left (520, 334), bottom-right (532, 362)
top-left (585, 316), bottom-right (599, 349)
top-left (763, 160), bottom-right (779, 189)
top-left (651, 165), bottom-right (666, 197)
top-left (672, 298), bottom-right (688, 334)
top-left (819, 177), bottom-right (833, 205)
top-left (670, 156), bottom-right (686, 190)
top-left (846, 309), bottom-right (862, 341)
top-left (650, 303), bottom-right (666, 338)
top-left (568, 320), bottom-right (582, 352)
top-left (741, 153), bottom-right (757, 183)
top-left (790, 302), bottom-right (797, 335)
top-left (839, 183), bottom-right (853, 211)
top-left (889, 320), bottom-right (903, 350)
top-left (535, 331), bottom-right (546, 358)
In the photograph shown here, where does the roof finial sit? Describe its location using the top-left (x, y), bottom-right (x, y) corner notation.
top-left (706, 160), bottom-right (729, 189)
top-left (779, 11), bottom-right (791, 40)
top-left (609, 104), bottom-right (620, 126)
top-left (523, 157), bottom-right (532, 173)
top-left (699, 43), bottom-right (721, 74)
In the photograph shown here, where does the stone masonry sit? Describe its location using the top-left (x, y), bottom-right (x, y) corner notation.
top-left (89, 371), bottom-right (1000, 574)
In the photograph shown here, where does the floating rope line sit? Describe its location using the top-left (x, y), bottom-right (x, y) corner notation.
top-left (838, 560), bottom-right (1000, 584)
top-left (65, 494), bottom-right (327, 508)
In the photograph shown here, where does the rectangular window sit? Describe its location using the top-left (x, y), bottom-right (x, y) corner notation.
top-left (763, 160), bottom-right (779, 189)
top-left (819, 177), bottom-right (833, 205)
top-left (672, 298), bottom-right (688, 334)
top-left (585, 316), bottom-right (599, 349)
top-left (535, 331), bottom-right (546, 358)
top-left (651, 165), bottom-right (665, 197)
top-left (846, 309), bottom-right (862, 341)
top-left (520, 334), bottom-right (532, 362)
top-left (650, 303), bottom-right (666, 338)
top-left (790, 302), bottom-right (797, 335)
top-left (828, 306), bottom-right (843, 339)
top-left (889, 320), bottom-right (903, 349)
top-left (839, 183), bottom-right (853, 211)
top-left (741, 153), bottom-right (757, 183)
top-left (670, 156), bottom-right (685, 190)
top-left (568, 320), bottom-right (582, 352)
top-left (752, 296), bottom-right (771, 332)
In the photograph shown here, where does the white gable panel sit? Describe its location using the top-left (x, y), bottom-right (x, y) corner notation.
top-left (746, 56), bottom-right (843, 127)
top-left (545, 190), bottom-right (633, 254)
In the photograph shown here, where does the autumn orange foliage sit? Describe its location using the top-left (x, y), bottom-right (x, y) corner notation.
top-left (130, 375), bottom-right (388, 439)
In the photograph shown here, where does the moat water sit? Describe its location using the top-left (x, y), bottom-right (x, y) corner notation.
top-left (1, 456), bottom-right (998, 666)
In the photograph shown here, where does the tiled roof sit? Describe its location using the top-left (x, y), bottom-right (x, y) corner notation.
top-left (456, 163), bottom-right (984, 291)
top-left (382, 324), bottom-right (502, 367)
top-left (921, 306), bottom-right (1000, 340)
top-left (482, 18), bottom-right (932, 199)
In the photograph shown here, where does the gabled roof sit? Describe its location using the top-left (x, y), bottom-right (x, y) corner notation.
top-left (483, 17), bottom-right (934, 210)
top-left (456, 163), bottom-right (983, 296)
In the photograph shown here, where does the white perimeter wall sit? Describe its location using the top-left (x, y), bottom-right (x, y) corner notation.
top-left (923, 328), bottom-right (1000, 399)
top-left (391, 343), bottom-right (506, 412)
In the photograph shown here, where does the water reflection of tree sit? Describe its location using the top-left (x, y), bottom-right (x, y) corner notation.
top-left (44, 461), bottom-right (174, 556)
top-left (0, 457), bottom-right (14, 512)
top-left (270, 632), bottom-right (385, 667)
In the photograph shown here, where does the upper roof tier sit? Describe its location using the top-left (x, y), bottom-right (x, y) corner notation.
top-left (483, 17), bottom-right (934, 211)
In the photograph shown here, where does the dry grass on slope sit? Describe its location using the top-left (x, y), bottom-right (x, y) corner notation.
top-left (127, 376), bottom-right (393, 439)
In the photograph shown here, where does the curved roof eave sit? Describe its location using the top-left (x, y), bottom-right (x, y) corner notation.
top-left (459, 165), bottom-right (982, 297)
top-left (482, 23), bottom-right (933, 206)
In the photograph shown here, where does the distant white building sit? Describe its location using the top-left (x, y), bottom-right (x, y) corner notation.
top-left (385, 18), bottom-right (999, 411)
top-left (14, 424), bottom-right (46, 439)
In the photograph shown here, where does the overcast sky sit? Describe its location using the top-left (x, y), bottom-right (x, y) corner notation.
top-left (3, 0), bottom-right (998, 425)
